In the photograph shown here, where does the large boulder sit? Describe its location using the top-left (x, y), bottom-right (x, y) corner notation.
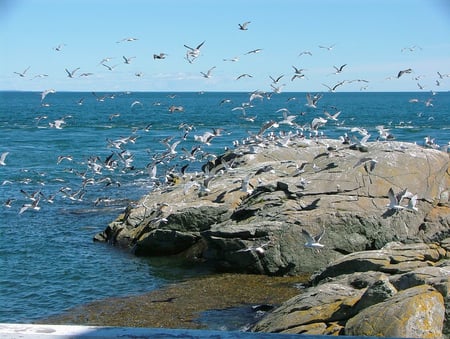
top-left (251, 241), bottom-right (450, 337)
top-left (95, 138), bottom-right (450, 275)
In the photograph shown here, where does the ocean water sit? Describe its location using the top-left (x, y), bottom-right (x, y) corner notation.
top-left (0, 90), bottom-right (448, 324)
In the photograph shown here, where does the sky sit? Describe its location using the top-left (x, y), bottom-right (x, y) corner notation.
top-left (1, 0), bottom-right (450, 92)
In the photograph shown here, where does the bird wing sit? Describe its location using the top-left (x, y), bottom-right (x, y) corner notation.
top-left (314, 227), bottom-right (325, 242)
top-left (301, 229), bottom-right (314, 243)
top-left (387, 188), bottom-right (398, 206)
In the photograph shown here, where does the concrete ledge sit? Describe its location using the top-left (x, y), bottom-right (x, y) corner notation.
top-left (0, 323), bottom-right (397, 338)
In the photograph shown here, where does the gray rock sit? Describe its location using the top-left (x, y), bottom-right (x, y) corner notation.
top-left (96, 140), bottom-right (450, 275)
top-left (345, 284), bottom-right (445, 338)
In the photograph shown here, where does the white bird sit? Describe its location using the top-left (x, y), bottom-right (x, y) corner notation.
top-left (277, 109), bottom-right (296, 126)
top-left (305, 93), bottom-right (322, 109)
top-left (14, 66), bottom-right (30, 77)
top-left (236, 240), bottom-right (272, 255)
top-left (19, 197), bottom-right (41, 214)
top-left (0, 152), bottom-right (9, 166)
top-left (323, 110), bottom-right (341, 121)
top-left (302, 227), bottom-right (325, 251)
top-left (318, 44), bottom-right (335, 51)
top-left (238, 21), bottom-right (251, 30)
top-left (405, 194), bottom-right (419, 212)
top-left (65, 67), bottom-right (80, 78)
top-left (184, 40), bottom-right (205, 62)
top-left (153, 53), bottom-right (168, 60)
top-left (333, 64), bottom-right (347, 74)
top-left (41, 89), bottom-right (56, 102)
top-left (200, 66), bottom-right (216, 78)
top-left (386, 187), bottom-right (411, 211)
top-left (117, 37), bottom-right (138, 43)
top-left (122, 56), bottom-right (136, 64)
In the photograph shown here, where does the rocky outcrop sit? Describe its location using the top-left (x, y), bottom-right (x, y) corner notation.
top-left (251, 241), bottom-right (450, 337)
top-left (95, 138), bottom-right (450, 275)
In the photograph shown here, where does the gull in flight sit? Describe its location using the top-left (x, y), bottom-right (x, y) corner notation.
top-left (200, 66), bottom-right (216, 78)
top-left (184, 40), bottom-right (205, 62)
top-left (153, 53), bottom-right (168, 60)
top-left (386, 187), bottom-right (413, 211)
top-left (245, 48), bottom-right (262, 55)
top-left (319, 44), bottom-right (335, 51)
top-left (14, 66), bottom-right (30, 77)
top-left (333, 64), bottom-right (347, 74)
top-left (65, 67), bottom-right (80, 78)
top-left (19, 197), bottom-right (41, 214)
top-left (238, 21), bottom-right (251, 30)
top-left (117, 37), bottom-right (138, 43)
top-left (122, 56), bottom-right (136, 64)
top-left (302, 227), bottom-right (325, 252)
top-left (53, 43), bottom-right (66, 51)
top-left (322, 81), bottom-right (346, 92)
top-left (397, 68), bottom-right (412, 78)
top-left (0, 152), bottom-right (9, 166)
top-left (41, 89), bottom-right (56, 102)
top-left (236, 240), bottom-right (272, 255)
top-left (298, 51), bottom-right (313, 57)
top-left (305, 93), bottom-right (322, 109)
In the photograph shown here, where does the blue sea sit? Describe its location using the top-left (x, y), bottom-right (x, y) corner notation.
top-left (0, 90), bottom-right (449, 324)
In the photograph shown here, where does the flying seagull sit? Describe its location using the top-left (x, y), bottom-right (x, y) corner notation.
top-left (302, 227), bottom-right (325, 252)
top-left (0, 152), bottom-right (9, 166)
top-left (397, 68), bottom-right (412, 78)
top-left (14, 66), bottom-right (30, 77)
top-left (184, 40), bottom-right (205, 62)
top-left (238, 21), bottom-right (251, 30)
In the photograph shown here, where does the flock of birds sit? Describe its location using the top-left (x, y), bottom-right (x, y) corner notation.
top-left (4, 21), bottom-right (449, 254)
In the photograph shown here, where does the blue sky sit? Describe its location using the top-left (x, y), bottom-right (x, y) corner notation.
top-left (1, 0), bottom-right (449, 92)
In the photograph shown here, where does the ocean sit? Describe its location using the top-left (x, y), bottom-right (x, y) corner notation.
top-left (0, 90), bottom-right (448, 324)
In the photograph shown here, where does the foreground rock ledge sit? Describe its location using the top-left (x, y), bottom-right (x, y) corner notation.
top-left (251, 241), bottom-right (450, 337)
top-left (95, 139), bottom-right (450, 275)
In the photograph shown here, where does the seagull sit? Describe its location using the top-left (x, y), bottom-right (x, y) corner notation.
top-left (318, 44), bottom-right (335, 51)
top-left (41, 89), bottom-right (56, 102)
top-left (405, 194), bottom-right (419, 212)
top-left (14, 66), bottom-right (30, 77)
top-left (65, 67), bottom-right (80, 78)
top-left (200, 66), bottom-right (216, 78)
top-left (305, 93), bottom-right (322, 108)
top-left (245, 48), bottom-right (262, 54)
top-left (397, 68), bottom-right (412, 78)
top-left (386, 187), bottom-right (411, 211)
top-left (0, 152), bottom-right (9, 166)
top-left (53, 43), bottom-right (66, 51)
top-left (19, 197), bottom-right (41, 214)
top-left (269, 74), bottom-right (284, 84)
top-left (236, 240), bottom-right (272, 255)
top-left (333, 64), bottom-right (347, 74)
top-left (322, 81), bottom-right (346, 92)
top-left (298, 51), bottom-right (313, 56)
top-left (102, 63), bottom-right (119, 71)
top-left (302, 227), bottom-right (325, 251)
top-left (236, 73), bottom-right (253, 80)
top-left (238, 21), bottom-right (251, 30)
top-left (122, 56), bottom-right (136, 64)
top-left (153, 53), bottom-right (168, 60)
top-left (323, 110), bottom-right (341, 121)
top-left (117, 37), bottom-right (138, 43)
top-left (184, 40), bottom-right (205, 61)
